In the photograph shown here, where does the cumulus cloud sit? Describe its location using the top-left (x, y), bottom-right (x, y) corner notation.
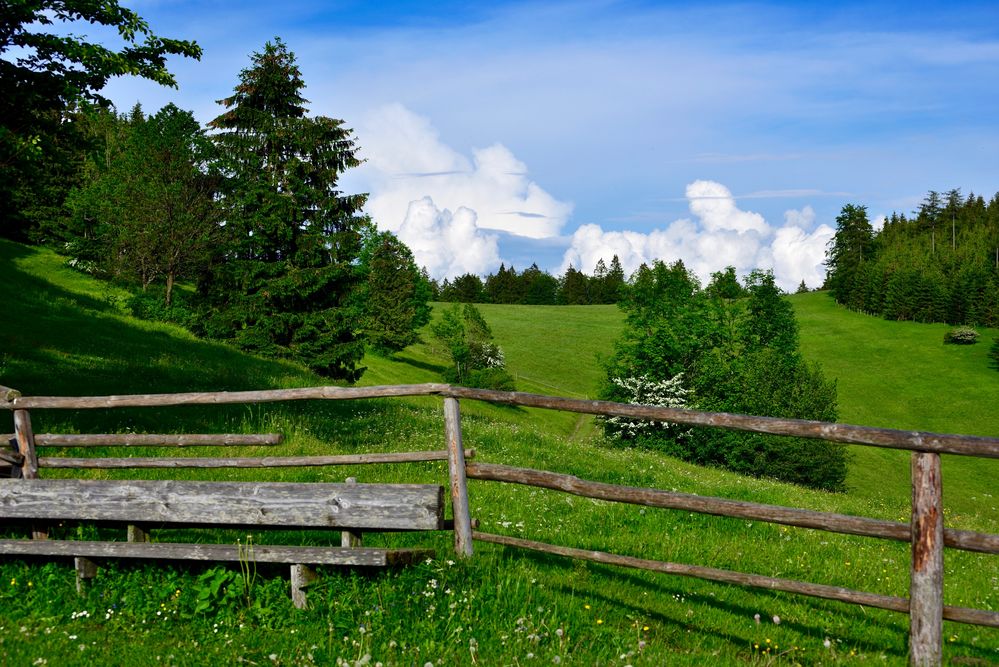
top-left (344, 104), bottom-right (573, 278)
top-left (396, 197), bottom-right (501, 280)
top-left (561, 181), bottom-right (831, 291)
top-left (343, 106), bottom-right (831, 287)
top-left (686, 180), bottom-right (770, 234)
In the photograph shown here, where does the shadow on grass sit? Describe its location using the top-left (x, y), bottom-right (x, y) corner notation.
top-left (390, 352), bottom-right (448, 376)
top-left (496, 544), bottom-right (913, 661)
top-left (0, 242), bottom-right (404, 439)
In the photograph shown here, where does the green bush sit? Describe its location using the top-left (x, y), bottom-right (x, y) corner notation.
top-left (128, 290), bottom-right (198, 329)
top-left (944, 326), bottom-right (979, 345)
top-left (601, 263), bottom-right (846, 491)
top-left (444, 366), bottom-right (517, 391)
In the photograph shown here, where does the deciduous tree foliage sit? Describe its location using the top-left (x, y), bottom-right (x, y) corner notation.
top-left (431, 303), bottom-right (514, 390)
top-left (66, 104), bottom-right (219, 305)
top-left (602, 261), bottom-right (844, 491)
top-left (197, 39), bottom-right (368, 381)
top-left (0, 0), bottom-right (201, 239)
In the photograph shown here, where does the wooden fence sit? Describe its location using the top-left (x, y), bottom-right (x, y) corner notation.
top-left (3, 382), bottom-right (999, 666)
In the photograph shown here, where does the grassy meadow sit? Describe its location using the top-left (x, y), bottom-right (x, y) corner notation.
top-left (0, 238), bottom-right (997, 665)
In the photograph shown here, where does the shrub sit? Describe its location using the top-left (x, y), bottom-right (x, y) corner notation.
top-left (432, 303), bottom-right (515, 390)
top-left (128, 291), bottom-right (198, 329)
top-left (600, 262), bottom-right (845, 491)
top-left (944, 326), bottom-right (979, 345)
top-left (464, 367), bottom-right (517, 391)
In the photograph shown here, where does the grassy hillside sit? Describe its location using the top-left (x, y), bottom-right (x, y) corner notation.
top-left (792, 291), bottom-right (999, 531)
top-left (1, 239), bottom-right (997, 665)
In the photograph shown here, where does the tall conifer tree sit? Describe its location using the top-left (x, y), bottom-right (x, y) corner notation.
top-left (199, 38), bottom-right (368, 380)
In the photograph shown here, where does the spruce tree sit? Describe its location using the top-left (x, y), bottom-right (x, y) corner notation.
top-left (825, 204), bottom-right (874, 304)
top-left (199, 38), bottom-right (368, 380)
top-left (356, 230), bottom-right (432, 355)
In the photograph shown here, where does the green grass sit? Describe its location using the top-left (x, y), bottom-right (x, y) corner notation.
top-left (0, 238), bottom-right (997, 665)
top-left (792, 291), bottom-right (999, 533)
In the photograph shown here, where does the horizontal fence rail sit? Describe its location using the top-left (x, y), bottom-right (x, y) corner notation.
top-left (0, 383), bottom-right (451, 410)
top-left (7, 383), bottom-right (999, 459)
top-left (38, 449), bottom-right (472, 469)
top-left (447, 387), bottom-right (999, 459)
top-left (466, 462), bottom-right (999, 555)
top-left (4, 433), bottom-right (284, 447)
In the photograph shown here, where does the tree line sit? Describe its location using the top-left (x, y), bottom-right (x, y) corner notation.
top-left (825, 190), bottom-right (999, 327)
top-left (433, 257), bottom-right (627, 305)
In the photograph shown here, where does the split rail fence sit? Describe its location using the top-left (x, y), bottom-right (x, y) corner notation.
top-left (3, 382), bottom-right (999, 666)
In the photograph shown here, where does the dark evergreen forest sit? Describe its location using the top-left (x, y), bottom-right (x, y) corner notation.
top-left (825, 190), bottom-right (999, 327)
top-left (433, 256), bottom-right (627, 305)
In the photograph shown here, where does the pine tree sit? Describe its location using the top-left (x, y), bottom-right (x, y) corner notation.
top-left (557, 265), bottom-right (590, 304)
top-left (919, 191), bottom-right (942, 256)
top-left (825, 204), bottom-right (874, 304)
top-left (356, 230), bottom-right (432, 355)
top-left (521, 264), bottom-right (558, 304)
top-left (605, 255), bottom-right (627, 302)
top-left (198, 38), bottom-right (368, 380)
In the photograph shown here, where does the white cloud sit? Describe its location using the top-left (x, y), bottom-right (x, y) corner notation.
top-left (350, 103), bottom-right (573, 241)
top-left (769, 207), bottom-right (835, 290)
top-left (396, 197), bottom-right (501, 280)
top-left (561, 181), bottom-right (831, 291)
top-left (686, 180), bottom-right (770, 234)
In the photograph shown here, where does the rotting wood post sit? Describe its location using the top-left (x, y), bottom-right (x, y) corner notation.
top-left (13, 409), bottom-right (47, 539)
top-left (128, 524), bottom-right (150, 543)
top-left (75, 557), bottom-right (97, 595)
top-left (341, 478), bottom-right (362, 548)
top-left (910, 452), bottom-right (944, 666)
top-left (0, 385), bottom-right (20, 404)
top-left (12, 410), bottom-right (38, 479)
top-left (444, 397), bottom-right (473, 558)
top-left (290, 564), bottom-right (317, 610)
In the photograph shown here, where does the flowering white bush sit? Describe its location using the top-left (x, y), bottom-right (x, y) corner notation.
top-left (605, 373), bottom-right (692, 440)
top-left (469, 341), bottom-right (505, 369)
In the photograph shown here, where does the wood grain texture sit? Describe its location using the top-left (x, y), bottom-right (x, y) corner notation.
top-left (6, 384), bottom-right (450, 410)
top-left (444, 398), bottom-right (473, 558)
top-left (910, 452), bottom-right (944, 666)
top-left (0, 539), bottom-right (434, 566)
top-left (39, 451), bottom-right (451, 469)
top-left (472, 531), bottom-right (999, 628)
top-left (13, 410), bottom-right (38, 478)
top-left (0, 479), bottom-right (445, 530)
top-left (26, 433), bottom-right (283, 447)
top-left (291, 564), bottom-right (318, 609)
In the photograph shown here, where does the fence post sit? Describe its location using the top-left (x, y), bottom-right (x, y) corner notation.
top-left (909, 452), bottom-right (943, 667)
top-left (444, 397), bottom-right (473, 557)
top-left (13, 408), bottom-right (47, 540)
top-left (13, 409), bottom-right (39, 479)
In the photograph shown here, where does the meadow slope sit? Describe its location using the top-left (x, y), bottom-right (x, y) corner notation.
top-left (0, 239), bottom-right (997, 665)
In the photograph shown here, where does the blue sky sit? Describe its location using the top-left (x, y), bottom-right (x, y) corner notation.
top-left (90, 1), bottom-right (999, 287)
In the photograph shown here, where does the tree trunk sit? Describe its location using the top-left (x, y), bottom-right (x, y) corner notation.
top-left (165, 271), bottom-right (175, 306)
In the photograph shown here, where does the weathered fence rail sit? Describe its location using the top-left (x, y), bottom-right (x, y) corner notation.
top-left (3, 382), bottom-right (998, 665)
